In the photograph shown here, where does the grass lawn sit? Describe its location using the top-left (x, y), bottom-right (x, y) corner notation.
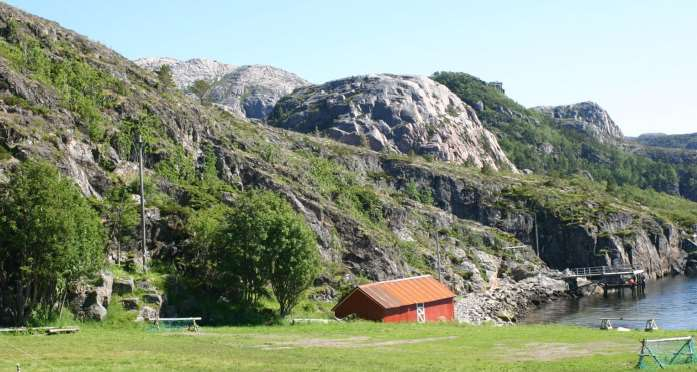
top-left (1, 322), bottom-right (695, 371)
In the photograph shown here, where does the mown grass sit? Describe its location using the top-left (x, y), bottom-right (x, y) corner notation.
top-left (1, 322), bottom-right (695, 371)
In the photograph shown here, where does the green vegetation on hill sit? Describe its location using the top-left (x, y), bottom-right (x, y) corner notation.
top-left (0, 22), bottom-right (128, 141)
top-left (635, 133), bottom-right (697, 150)
top-left (431, 72), bottom-right (694, 200)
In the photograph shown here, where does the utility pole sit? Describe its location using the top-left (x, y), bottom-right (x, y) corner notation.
top-left (137, 134), bottom-right (147, 272)
top-left (435, 232), bottom-right (441, 282)
top-left (534, 213), bottom-right (540, 258)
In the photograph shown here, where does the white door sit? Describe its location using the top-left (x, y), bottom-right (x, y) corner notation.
top-left (416, 303), bottom-right (426, 323)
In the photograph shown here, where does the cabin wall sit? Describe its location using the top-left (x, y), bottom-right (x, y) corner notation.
top-left (334, 291), bottom-right (384, 321)
top-left (382, 298), bottom-right (454, 323)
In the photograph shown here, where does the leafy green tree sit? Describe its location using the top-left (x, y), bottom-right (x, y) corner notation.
top-left (189, 79), bottom-right (211, 104)
top-left (265, 200), bottom-right (319, 316)
top-left (0, 161), bottom-right (106, 325)
top-left (185, 190), bottom-right (318, 316)
top-left (156, 64), bottom-right (175, 89)
top-left (103, 186), bottom-right (139, 265)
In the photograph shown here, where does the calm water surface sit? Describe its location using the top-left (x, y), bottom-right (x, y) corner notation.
top-left (523, 275), bottom-right (697, 330)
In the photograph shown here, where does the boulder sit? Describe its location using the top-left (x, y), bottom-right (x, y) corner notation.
top-left (143, 293), bottom-right (162, 306)
top-left (113, 277), bottom-right (135, 295)
top-left (137, 305), bottom-right (159, 321)
top-left (508, 262), bottom-right (538, 282)
top-left (121, 297), bottom-right (139, 311)
top-left (136, 280), bottom-right (156, 291)
top-left (68, 271), bottom-right (113, 319)
top-left (84, 303), bottom-right (107, 321)
top-left (496, 309), bottom-right (515, 322)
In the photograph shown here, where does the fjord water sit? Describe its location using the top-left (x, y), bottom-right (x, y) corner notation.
top-left (524, 275), bottom-right (697, 330)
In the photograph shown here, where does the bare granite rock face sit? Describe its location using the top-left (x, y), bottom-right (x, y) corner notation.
top-left (269, 74), bottom-right (516, 171)
top-left (135, 59), bottom-right (308, 121)
top-left (206, 65), bottom-right (308, 120)
top-left (134, 57), bottom-right (236, 89)
top-left (533, 102), bottom-right (624, 144)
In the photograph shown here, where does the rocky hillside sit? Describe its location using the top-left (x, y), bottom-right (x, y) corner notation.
top-left (0, 3), bottom-right (696, 324)
top-left (136, 58), bottom-right (308, 121)
top-left (633, 132), bottom-right (697, 150)
top-left (134, 57), bottom-right (236, 89)
top-left (206, 64), bottom-right (308, 120)
top-left (432, 72), bottom-right (697, 202)
top-left (533, 102), bottom-right (624, 144)
top-left (269, 74), bottom-right (515, 171)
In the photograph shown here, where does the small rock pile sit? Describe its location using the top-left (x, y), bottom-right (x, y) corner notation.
top-left (69, 271), bottom-right (166, 322)
top-left (455, 272), bottom-right (568, 325)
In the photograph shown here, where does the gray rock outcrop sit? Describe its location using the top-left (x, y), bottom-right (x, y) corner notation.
top-left (270, 74), bottom-right (516, 171)
top-left (69, 271), bottom-right (113, 321)
top-left (533, 102), bottom-right (624, 144)
top-left (206, 65), bottom-right (308, 120)
top-left (134, 57), bottom-right (236, 89)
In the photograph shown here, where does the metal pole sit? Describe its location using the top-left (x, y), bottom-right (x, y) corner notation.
top-left (534, 213), bottom-right (540, 257)
top-left (434, 231), bottom-right (441, 282)
top-left (138, 134), bottom-right (147, 272)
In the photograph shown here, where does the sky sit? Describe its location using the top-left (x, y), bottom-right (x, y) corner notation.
top-left (6, 0), bottom-right (697, 136)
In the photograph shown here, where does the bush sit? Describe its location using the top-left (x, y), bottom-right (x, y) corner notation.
top-left (0, 161), bottom-right (106, 326)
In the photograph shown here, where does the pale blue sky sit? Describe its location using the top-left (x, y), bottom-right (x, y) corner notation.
top-left (7, 0), bottom-right (697, 135)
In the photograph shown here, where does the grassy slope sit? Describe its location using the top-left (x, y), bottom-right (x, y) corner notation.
top-left (1, 323), bottom-right (695, 371)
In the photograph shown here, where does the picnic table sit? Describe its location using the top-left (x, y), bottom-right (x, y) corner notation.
top-left (152, 317), bottom-right (201, 332)
top-left (600, 318), bottom-right (658, 331)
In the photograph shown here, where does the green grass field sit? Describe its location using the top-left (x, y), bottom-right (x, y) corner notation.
top-left (1, 322), bottom-right (696, 371)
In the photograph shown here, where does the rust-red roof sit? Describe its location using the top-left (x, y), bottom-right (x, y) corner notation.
top-left (335, 275), bottom-right (455, 310)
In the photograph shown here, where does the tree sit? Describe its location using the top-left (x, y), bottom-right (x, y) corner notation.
top-left (103, 186), bottom-right (139, 265)
top-left (156, 64), bottom-right (175, 89)
top-left (267, 213), bottom-right (319, 316)
top-left (0, 161), bottom-right (105, 325)
top-left (186, 190), bottom-right (318, 316)
top-left (189, 79), bottom-right (211, 104)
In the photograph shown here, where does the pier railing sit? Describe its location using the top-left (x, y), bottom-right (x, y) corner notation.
top-left (567, 264), bottom-right (636, 277)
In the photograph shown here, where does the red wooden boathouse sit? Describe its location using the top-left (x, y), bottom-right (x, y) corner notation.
top-left (332, 275), bottom-right (455, 323)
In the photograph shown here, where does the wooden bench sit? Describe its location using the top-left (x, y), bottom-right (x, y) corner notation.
top-left (46, 327), bottom-right (80, 335)
top-left (600, 318), bottom-right (658, 331)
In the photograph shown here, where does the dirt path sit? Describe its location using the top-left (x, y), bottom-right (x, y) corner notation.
top-left (494, 341), bottom-right (636, 361)
top-left (255, 335), bottom-right (459, 350)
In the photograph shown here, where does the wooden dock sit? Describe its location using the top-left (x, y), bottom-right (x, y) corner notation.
top-left (564, 264), bottom-right (646, 297)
